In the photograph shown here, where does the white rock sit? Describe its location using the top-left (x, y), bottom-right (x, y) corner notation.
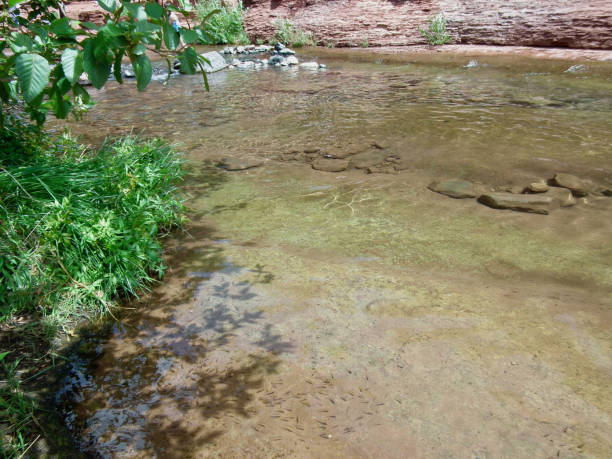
top-left (237, 60), bottom-right (255, 69)
top-left (286, 56), bottom-right (299, 65)
top-left (299, 62), bottom-right (319, 70)
top-left (199, 51), bottom-right (229, 73)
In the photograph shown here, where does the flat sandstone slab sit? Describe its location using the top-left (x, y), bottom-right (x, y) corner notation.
top-left (478, 192), bottom-right (554, 214)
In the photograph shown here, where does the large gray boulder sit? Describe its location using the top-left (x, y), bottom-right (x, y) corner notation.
top-left (200, 51), bottom-right (229, 73)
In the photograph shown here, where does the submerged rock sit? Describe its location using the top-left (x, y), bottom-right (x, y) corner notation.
top-left (269, 55), bottom-right (285, 65)
top-left (545, 187), bottom-right (576, 207)
top-left (564, 64), bottom-right (587, 73)
top-left (312, 158), bottom-right (349, 172)
top-left (349, 150), bottom-right (388, 169)
top-left (428, 179), bottom-right (480, 199)
top-left (525, 182), bottom-right (549, 193)
top-left (366, 164), bottom-right (396, 174)
top-left (199, 51), bottom-right (229, 73)
top-left (599, 188), bottom-right (612, 197)
top-left (218, 158), bottom-right (263, 171)
top-left (299, 62), bottom-right (320, 70)
top-left (478, 192), bottom-right (553, 214)
top-left (237, 61), bottom-right (255, 69)
top-left (551, 173), bottom-right (593, 197)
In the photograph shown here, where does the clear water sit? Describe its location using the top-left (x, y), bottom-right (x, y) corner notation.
top-left (57, 49), bottom-right (612, 458)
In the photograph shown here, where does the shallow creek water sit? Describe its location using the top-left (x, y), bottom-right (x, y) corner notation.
top-left (57, 49), bottom-right (611, 458)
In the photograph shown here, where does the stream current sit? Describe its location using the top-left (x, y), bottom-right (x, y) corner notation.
top-left (57, 49), bottom-right (612, 458)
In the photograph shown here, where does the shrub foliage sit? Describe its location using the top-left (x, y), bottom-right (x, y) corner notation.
top-left (0, 125), bottom-right (185, 327)
top-left (195, 0), bottom-right (249, 45)
top-left (419, 13), bottom-right (452, 46)
top-left (274, 19), bottom-right (314, 48)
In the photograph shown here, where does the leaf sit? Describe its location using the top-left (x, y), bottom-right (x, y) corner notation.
top-left (61, 48), bottom-right (83, 85)
top-left (163, 22), bottom-right (180, 50)
top-left (97, 0), bottom-right (117, 13)
top-left (47, 89), bottom-right (72, 119)
top-left (99, 23), bottom-right (123, 38)
top-left (180, 28), bottom-right (199, 44)
top-left (131, 43), bottom-right (146, 55)
top-left (178, 47), bottom-right (197, 74)
top-left (9, 33), bottom-right (33, 53)
top-left (123, 2), bottom-right (147, 22)
top-left (113, 49), bottom-right (125, 84)
top-left (131, 54), bottom-right (152, 91)
top-left (196, 59), bottom-right (210, 92)
top-left (0, 82), bottom-right (17, 104)
top-left (51, 17), bottom-right (76, 37)
top-left (80, 22), bottom-right (100, 31)
top-left (134, 21), bottom-right (160, 35)
top-left (83, 40), bottom-right (112, 89)
top-left (15, 53), bottom-right (50, 103)
top-left (8, 0), bottom-right (20, 7)
top-left (199, 8), bottom-right (220, 24)
top-left (145, 2), bottom-right (163, 19)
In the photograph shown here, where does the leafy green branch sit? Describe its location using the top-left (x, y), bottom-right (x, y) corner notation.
top-left (0, 0), bottom-right (219, 127)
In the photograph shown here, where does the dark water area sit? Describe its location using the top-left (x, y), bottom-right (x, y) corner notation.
top-left (55, 49), bottom-right (612, 458)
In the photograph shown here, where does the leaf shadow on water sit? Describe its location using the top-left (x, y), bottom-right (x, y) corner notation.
top-left (60, 164), bottom-right (294, 457)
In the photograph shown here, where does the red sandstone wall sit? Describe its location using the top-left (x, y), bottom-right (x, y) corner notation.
top-left (243, 0), bottom-right (612, 49)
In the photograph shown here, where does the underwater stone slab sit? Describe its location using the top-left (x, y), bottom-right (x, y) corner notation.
top-left (349, 150), bottom-right (388, 169)
top-left (218, 158), bottom-right (263, 171)
top-left (200, 51), bottom-right (229, 73)
top-left (478, 192), bottom-right (554, 214)
top-left (525, 182), bottom-right (549, 193)
top-left (551, 173), bottom-right (593, 197)
top-left (428, 179), bottom-right (480, 199)
top-left (312, 158), bottom-right (349, 172)
top-left (545, 187), bottom-right (576, 207)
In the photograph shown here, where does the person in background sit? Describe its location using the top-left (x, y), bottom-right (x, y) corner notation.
top-left (167, 4), bottom-right (185, 46)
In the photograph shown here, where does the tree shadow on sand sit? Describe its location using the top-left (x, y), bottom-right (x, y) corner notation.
top-left (58, 164), bottom-right (293, 457)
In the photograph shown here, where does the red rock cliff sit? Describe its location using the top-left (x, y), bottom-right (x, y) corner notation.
top-left (243, 0), bottom-right (612, 49)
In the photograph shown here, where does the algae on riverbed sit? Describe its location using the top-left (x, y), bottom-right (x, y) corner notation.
top-left (195, 172), bottom-right (612, 290)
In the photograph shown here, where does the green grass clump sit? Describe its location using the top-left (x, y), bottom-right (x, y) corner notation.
top-left (0, 127), bottom-right (185, 329)
top-left (419, 13), bottom-right (452, 46)
top-left (274, 19), bottom-right (314, 48)
top-left (0, 353), bottom-right (36, 458)
top-left (195, 0), bottom-right (249, 45)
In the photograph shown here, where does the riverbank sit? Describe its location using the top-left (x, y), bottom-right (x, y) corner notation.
top-left (0, 126), bottom-right (186, 456)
